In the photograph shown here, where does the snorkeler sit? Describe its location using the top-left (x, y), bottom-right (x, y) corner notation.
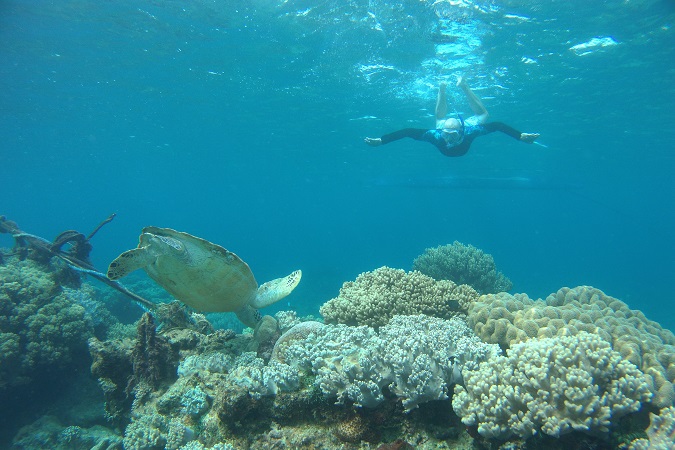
top-left (364, 77), bottom-right (540, 157)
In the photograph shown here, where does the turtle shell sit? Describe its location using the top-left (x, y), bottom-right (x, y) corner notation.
top-left (140, 226), bottom-right (258, 312)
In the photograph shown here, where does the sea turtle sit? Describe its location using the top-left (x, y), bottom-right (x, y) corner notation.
top-left (107, 226), bottom-right (302, 327)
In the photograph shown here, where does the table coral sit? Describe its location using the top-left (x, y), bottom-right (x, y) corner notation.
top-left (452, 332), bottom-right (652, 439)
top-left (412, 241), bottom-right (512, 294)
top-left (467, 286), bottom-right (675, 407)
top-left (319, 266), bottom-right (478, 328)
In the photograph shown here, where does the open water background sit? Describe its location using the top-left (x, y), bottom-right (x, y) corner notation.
top-left (1, 0), bottom-right (674, 330)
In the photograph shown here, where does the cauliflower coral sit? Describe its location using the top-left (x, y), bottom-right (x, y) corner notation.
top-left (319, 266), bottom-right (478, 328)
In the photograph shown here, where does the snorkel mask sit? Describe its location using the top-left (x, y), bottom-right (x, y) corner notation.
top-left (442, 114), bottom-right (465, 145)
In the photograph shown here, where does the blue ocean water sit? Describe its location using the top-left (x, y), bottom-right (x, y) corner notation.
top-left (1, 0), bottom-right (674, 331)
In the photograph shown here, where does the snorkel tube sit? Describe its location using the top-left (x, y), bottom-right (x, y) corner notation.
top-left (457, 113), bottom-right (465, 138)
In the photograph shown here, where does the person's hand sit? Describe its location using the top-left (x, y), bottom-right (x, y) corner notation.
top-left (520, 133), bottom-right (540, 144)
top-left (439, 82), bottom-right (447, 92)
top-left (456, 76), bottom-right (466, 88)
top-left (364, 137), bottom-right (382, 147)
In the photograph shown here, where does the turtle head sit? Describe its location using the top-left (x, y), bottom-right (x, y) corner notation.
top-left (108, 231), bottom-right (185, 280)
top-left (253, 270), bottom-right (302, 309)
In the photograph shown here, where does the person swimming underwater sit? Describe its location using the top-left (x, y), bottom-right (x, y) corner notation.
top-left (364, 77), bottom-right (540, 157)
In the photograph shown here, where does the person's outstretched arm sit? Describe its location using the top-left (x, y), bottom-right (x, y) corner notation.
top-left (365, 129), bottom-right (429, 147)
top-left (484, 122), bottom-right (539, 143)
top-left (519, 132), bottom-right (539, 143)
top-left (364, 137), bottom-right (383, 146)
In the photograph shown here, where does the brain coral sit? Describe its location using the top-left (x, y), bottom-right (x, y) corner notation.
top-left (319, 266), bottom-right (478, 328)
top-left (452, 332), bottom-right (652, 439)
top-left (412, 241), bottom-right (512, 294)
top-left (467, 285), bottom-right (675, 408)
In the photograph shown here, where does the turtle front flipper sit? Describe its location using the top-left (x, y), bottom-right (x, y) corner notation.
top-left (107, 247), bottom-right (154, 280)
top-left (252, 270), bottom-right (302, 308)
top-left (235, 305), bottom-right (262, 328)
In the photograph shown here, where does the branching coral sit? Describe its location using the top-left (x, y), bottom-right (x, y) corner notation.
top-left (452, 332), bottom-right (652, 439)
top-left (412, 241), bottom-right (512, 294)
top-left (628, 406), bottom-right (675, 449)
top-left (319, 266), bottom-right (478, 328)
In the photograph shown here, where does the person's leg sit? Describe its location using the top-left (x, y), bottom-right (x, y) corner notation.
top-left (436, 83), bottom-right (448, 121)
top-left (457, 77), bottom-right (488, 123)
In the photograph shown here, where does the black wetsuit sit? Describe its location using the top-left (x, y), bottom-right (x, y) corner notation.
top-left (380, 122), bottom-right (523, 157)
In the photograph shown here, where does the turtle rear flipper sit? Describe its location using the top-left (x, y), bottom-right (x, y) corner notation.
top-left (107, 247), bottom-right (154, 280)
top-left (253, 270), bottom-right (302, 308)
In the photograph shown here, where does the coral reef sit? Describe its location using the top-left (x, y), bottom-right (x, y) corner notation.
top-left (11, 415), bottom-right (123, 450)
top-left (319, 266), bottom-right (478, 328)
top-left (376, 439), bottom-right (414, 450)
top-left (467, 286), bottom-right (675, 407)
top-left (82, 295), bottom-right (670, 449)
top-left (229, 352), bottom-right (300, 398)
top-left (249, 315), bottom-right (280, 360)
top-left (275, 314), bottom-right (500, 411)
top-left (0, 256), bottom-right (98, 390)
top-left (85, 308), bottom-right (494, 448)
top-left (271, 320), bottom-right (326, 364)
top-left (179, 442), bottom-right (235, 450)
top-left (130, 312), bottom-right (174, 390)
top-left (412, 241), bottom-right (513, 294)
top-left (452, 332), bottom-right (652, 439)
top-left (628, 406), bottom-right (675, 449)
top-left (155, 301), bottom-right (215, 335)
top-left (332, 413), bottom-right (377, 443)
top-left (88, 336), bottom-right (135, 427)
top-left (9, 250), bottom-right (665, 449)
top-left (89, 310), bottom-right (239, 428)
top-left (275, 310), bottom-right (322, 331)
